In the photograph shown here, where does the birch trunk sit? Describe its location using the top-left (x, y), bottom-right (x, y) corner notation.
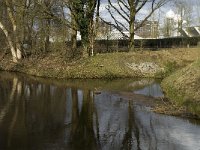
top-left (88, 20), bottom-right (94, 56)
top-left (5, 0), bottom-right (22, 61)
top-left (0, 21), bottom-right (17, 62)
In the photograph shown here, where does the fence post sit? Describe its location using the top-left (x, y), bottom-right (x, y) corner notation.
top-left (107, 35), bottom-right (109, 52)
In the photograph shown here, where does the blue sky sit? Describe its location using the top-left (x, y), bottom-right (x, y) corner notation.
top-left (99, 0), bottom-right (200, 27)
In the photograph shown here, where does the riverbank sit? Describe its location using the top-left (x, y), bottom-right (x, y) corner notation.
top-left (1, 48), bottom-right (200, 118)
top-left (0, 48), bottom-right (199, 79)
top-left (161, 59), bottom-right (200, 118)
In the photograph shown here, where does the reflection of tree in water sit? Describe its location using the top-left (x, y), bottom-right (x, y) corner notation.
top-left (70, 89), bottom-right (99, 150)
top-left (121, 100), bottom-right (141, 150)
top-left (1, 74), bottom-right (199, 150)
top-left (0, 77), bottom-right (27, 148)
top-left (0, 76), bottom-right (67, 149)
top-left (121, 100), bottom-right (162, 150)
top-left (25, 82), bottom-right (66, 136)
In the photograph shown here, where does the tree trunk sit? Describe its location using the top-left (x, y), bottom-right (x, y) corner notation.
top-left (129, 0), bottom-right (136, 51)
top-left (4, 0), bottom-right (22, 61)
top-left (71, 12), bottom-right (77, 57)
top-left (71, 29), bottom-right (77, 56)
top-left (0, 21), bottom-right (18, 62)
top-left (80, 17), bottom-right (95, 57)
top-left (81, 36), bottom-right (89, 58)
top-left (81, 33), bottom-right (93, 57)
top-left (89, 37), bottom-right (94, 57)
top-left (44, 19), bottom-right (51, 53)
top-left (71, 0), bottom-right (96, 58)
top-left (129, 23), bottom-right (135, 51)
top-left (88, 20), bottom-right (94, 56)
top-left (16, 43), bottom-right (22, 59)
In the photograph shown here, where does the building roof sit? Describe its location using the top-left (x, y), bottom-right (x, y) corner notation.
top-left (180, 26), bottom-right (200, 37)
top-left (96, 30), bottom-right (143, 40)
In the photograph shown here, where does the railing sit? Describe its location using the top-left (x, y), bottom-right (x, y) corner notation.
top-left (66, 36), bottom-right (200, 53)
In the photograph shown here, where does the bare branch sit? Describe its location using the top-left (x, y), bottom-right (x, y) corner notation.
top-left (108, 0), bottom-right (129, 23)
top-left (135, 0), bottom-right (167, 30)
top-left (106, 6), bottom-right (129, 31)
top-left (99, 17), bottom-right (129, 38)
top-left (119, 0), bottom-right (130, 10)
top-left (136, 0), bottom-right (148, 14)
top-left (118, 0), bottom-right (130, 18)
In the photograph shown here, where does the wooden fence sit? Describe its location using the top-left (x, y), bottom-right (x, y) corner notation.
top-left (66, 36), bottom-right (200, 54)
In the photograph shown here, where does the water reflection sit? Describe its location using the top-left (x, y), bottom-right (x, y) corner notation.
top-left (69, 89), bottom-right (98, 150)
top-left (0, 72), bottom-right (200, 150)
top-left (134, 83), bottom-right (164, 98)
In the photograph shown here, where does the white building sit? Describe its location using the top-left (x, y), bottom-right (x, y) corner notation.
top-left (77, 30), bottom-right (143, 41)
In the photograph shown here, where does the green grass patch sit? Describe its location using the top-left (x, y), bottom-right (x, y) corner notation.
top-left (161, 59), bottom-right (200, 117)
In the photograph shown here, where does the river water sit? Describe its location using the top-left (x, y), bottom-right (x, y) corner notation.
top-left (0, 71), bottom-right (200, 150)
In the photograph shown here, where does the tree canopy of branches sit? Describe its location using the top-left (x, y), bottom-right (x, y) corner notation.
top-left (105, 0), bottom-right (168, 51)
top-left (0, 0), bottom-right (69, 62)
top-left (0, 0), bottom-right (171, 63)
top-left (0, 0), bottom-right (100, 62)
top-left (174, 0), bottom-right (192, 30)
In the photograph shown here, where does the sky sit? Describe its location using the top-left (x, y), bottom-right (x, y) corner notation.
top-left (99, 0), bottom-right (200, 28)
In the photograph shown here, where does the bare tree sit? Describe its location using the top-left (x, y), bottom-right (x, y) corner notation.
top-left (174, 0), bottom-right (192, 30)
top-left (194, 0), bottom-right (200, 24)
top-left (162, 17), bottom-right (175, 37)
top-left (104, 0), bottom-right (168, 51)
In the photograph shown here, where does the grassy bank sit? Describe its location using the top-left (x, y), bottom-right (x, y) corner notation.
top-left (0, 48), bottom-right (200, 79)
top-left (161, 59), bottom-right (200, 117)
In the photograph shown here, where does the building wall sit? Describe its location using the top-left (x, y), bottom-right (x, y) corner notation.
top-left (135, 21), bottom-right (159, 38)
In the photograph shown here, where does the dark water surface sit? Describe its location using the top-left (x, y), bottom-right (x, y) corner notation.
top-left (0, 71), bottom-right (200, 150)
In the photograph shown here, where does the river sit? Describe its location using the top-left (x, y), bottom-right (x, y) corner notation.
top-left (0, 71), bottom-right (200, 150)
